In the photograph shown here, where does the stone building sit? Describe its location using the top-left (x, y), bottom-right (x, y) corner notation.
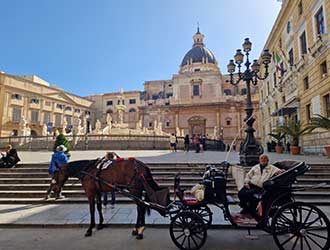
top-left (88, 29), bottom-right (261, 145)
top-left (258, 0), bottom-right (330, 153)
top-left (0, 73), bottom-right (93, 137)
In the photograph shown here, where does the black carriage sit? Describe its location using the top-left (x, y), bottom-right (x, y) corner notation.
top-left (166, 161), bottom-right (330, 250)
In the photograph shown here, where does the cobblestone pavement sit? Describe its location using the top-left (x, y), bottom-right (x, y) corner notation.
top-left (18, 150), bottom-right (330, 164)
top-left (0, 228), bottom-right (282, 250)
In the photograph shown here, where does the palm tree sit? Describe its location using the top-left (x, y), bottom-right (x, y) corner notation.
top-left (268, 131), bottom-right (286, 146)
top-left (308, 114), bottom-right (330, 131)
top-left (277, 120), bottom-right (311, 146)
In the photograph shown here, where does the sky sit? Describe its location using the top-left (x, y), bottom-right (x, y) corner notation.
top-left (0, 0), bottom-right (282, 96)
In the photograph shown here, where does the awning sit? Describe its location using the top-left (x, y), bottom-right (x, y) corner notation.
top-left (271, 107), bottom-right (297, 116)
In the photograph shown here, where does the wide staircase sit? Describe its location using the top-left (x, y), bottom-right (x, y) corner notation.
top-left (0, 162), bottom-right (329, 205)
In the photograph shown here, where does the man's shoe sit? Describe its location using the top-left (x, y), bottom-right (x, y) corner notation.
top-left (55, 194), bottom-right (66, 200)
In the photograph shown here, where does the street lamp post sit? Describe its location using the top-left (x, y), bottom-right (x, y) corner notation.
top-left (227, 38), bottom-right (272, 166)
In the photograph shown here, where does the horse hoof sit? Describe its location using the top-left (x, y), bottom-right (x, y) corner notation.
top-left (136, 234), bottom-right (143, 240)
top-left (85, 231), bottom-right (92, 237)
top-left (97, 224), bottom-right (104, 230)
top-left (132, 230), bottom-right (138, 236)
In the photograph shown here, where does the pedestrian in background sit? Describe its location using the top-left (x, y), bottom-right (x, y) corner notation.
top-left (101, 152), bottom-right (118, 209)
top-left (46, 145), bottom-right (68, 200)
top-left (169, 133), bottom-right (177, 152)
top-left (194, 134), bottom-right (200, 153)
top-left (184, 134), bottom-right (190, 152)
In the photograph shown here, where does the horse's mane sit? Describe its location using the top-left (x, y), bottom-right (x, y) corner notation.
top-left (66, 159), bottom-right (98, 178)
top-left (134, 159), bottom-right (160, 191)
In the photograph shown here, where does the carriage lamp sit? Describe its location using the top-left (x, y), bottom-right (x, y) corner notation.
top-left (226, 38), bottom-right (271, 166)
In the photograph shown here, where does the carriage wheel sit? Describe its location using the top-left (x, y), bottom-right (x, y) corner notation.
top-left (189, 205), bottom-right (213, 229)
top-left (263, 194), bottom-right (294, 233)
top-left (271, 202), bottom-right (330, 250)
top-left (169, 211), bottom-right (207, 250)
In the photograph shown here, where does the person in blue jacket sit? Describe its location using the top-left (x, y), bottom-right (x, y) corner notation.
top-left (45, 145), bottom-right (68, 200)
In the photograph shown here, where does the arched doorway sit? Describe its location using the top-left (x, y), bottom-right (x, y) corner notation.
top-left (188, 116), bottom-right (206, 136)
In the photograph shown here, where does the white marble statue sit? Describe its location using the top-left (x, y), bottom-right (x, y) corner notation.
top-left (42, 123), bottom-right (48, 136)
top-left (19, 116), bottom-right (28, 136)
top-left (176, 127), bottom-right (180, 137)
top-left (93, 119), bottom-right (102, 134)
top-left (136, 119), bottom-right (142, 130)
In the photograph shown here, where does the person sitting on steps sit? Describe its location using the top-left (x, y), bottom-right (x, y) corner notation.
top-left (238, 154), bottom-right (283, 215)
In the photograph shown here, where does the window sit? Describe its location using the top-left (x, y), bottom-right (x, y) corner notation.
top-left (320, 61), bottom-right (328, 77)
top-left (273, 72), bottom-right (277, 87)
top-left (166, 93), bottom-right (173, 98)
top-left (152, 95), bottom-right (158, 100)
top-left (74, 108), bottom-right (81, 113)
top-left (315, 7), bottom-right (325, 35)
top-left (287, 21), bottom-right (291, 34)
top-left (43, 112), bottom-right (51, 124)
top-left (224, 89), bottom-right (232, 96)
top-left (11, 94), bottom-right (22, 100)
top-left (166, 121), bottom-right (170, 127)
top-left (241, 88), bottom-right (247, 95)
top-left (31, 110), bottom-right (39, 124)
top-left (226, 120), bottom-right (231, 126)
top-left (56, 104), bottom-right (64, 109)
top-left (324, 94), bottom-right (330, 117)
top-left (298, 1), bottom-right (303, 15)
top-left (30, 98), bottom-right (40, 104)
top-left (129, 108), bottom-right (136, 112)
top-left (149, 122), bottom-right (152, 128)
top-left (129, 99), bottom-right (136, 104)
top-left (66, 116), bottom-right (72, 126)
top-left (288, 48), bottom-right (294, 66)
top-left (282, 95), bottom-right (286, 104)
top-left (12, 107), bottom-right (21, 122)
top-left (193, 85), bottom-right (200, 96)
top-left (299, 31), bottom-right (307, 55)
top-left (65, 106), bottom-right (72, 111)
top-left (306, 104), bottom-right (311, 121)
top-left (55, 114), bottom-right (62, 127)
top-left (106, 100), bottom-right (113, 106)
top-left (194, 69), bottom-right (200, 72)
top-left (267, 81), bottom-right (270, 95)
top-left (303, 76), bottom-right (309, 90)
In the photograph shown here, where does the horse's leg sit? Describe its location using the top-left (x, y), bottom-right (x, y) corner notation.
top-left (135, 204), bottom-right (146, 240)
top-left (85, 195), bottom-right (96, 237)
top-left (96, 192), bottom-right (104, 230)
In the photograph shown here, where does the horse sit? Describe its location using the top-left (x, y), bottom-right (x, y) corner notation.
top-left (52, 158), bottom-right (161, 238)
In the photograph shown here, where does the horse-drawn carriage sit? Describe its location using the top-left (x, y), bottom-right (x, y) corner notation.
top-left (166, 160), bottom-right (330, 250)
top-left (54, 159), bottom-right (330, 250)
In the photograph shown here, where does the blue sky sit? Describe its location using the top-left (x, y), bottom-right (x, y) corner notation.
top-left (0, 0), bottom-right (281, 96)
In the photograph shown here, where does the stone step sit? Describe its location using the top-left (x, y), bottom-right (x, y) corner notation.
top-left (0, 183), bottom-right (238, 191)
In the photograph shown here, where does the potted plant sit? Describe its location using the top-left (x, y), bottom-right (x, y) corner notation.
top-left (277, 120), bottom-right (311, 155)
top-left (268, 131), bottom-right (286, 153)
top-left (308, 114), bottom-right (330, 156)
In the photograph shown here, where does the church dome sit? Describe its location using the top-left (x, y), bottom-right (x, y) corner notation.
top-left (179, 28), bottom-right (218, 73)
top-left (181, 46), bottom-right (216, 67)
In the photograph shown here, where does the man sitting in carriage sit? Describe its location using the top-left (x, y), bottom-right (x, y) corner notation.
top-left (238, 154), bottom-right (283, 214)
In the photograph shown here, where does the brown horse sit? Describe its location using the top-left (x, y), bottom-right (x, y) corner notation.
top-left (53, 158), bottom-right (161, 238)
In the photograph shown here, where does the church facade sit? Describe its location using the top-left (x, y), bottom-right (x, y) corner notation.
top-left (88, 29), bottom-right (261, 145)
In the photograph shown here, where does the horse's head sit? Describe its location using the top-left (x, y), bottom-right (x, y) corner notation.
top-left (52, 164), bottom-right (69, 193)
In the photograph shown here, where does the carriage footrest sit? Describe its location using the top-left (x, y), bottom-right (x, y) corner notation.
top-left (232, 213), bottom-right (257, 226)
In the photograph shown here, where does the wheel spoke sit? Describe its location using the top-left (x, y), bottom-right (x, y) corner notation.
top-left (306, 234), bottom-right (324, 249)
top-left (191, 233), bottom-right (200, 245)
top-left (300, 235), bottom-right (303, 250)
top-left (181, 236), bottom-right (187, 247)
top-left (302, 207), bottom-right (313, 225)
top-left (290, 235), bottom-right (299, 250)
top-left (188, 236), bottom-right (191, 250)
top-left (303, 236), bottom-right (313, 250)
top-left (280, 234), bottom-right (296, 247)
top-left (175, 232), bottom-right (185, 241)
top-left (307, 231), bottom-right (328, 240)
top-left (306, 226), bottom-right (328, 231)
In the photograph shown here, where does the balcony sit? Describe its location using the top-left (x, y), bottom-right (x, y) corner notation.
top-left (10, 98), bottom-right (24, 106)
top-left (29, 102), bottom-right (41, 109)
top-left (309, 33), bottom-right (330, 58)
